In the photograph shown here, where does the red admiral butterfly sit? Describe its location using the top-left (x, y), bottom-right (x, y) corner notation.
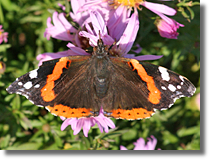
top-left (7, 38), bottom-right (196, 120)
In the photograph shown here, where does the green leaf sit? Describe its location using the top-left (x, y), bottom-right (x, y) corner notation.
top-left (122, 129), bottom-right (137, 141)
top-left (20, 16), bottom-right (43, 23)
top-left (54, 134), bottom-right (63, 148)
top-left (82, 136), bottom-right (90, 149)
top-left (0, 44), bottom-right (11, 52)
top-left (19, 117), bottom-right (32, 130)
top-left (11, 95), bottom-right (21, 110)
top-left (0, 0), bottom-right (20, 11)
top-left (100, 129), bottom-right (129, 140)
top-left (186, 6), bottom-right (195, 20)
top-left (4, 94), bottom-right (15, 102)
top-left (177, 125), bottom-right (200, 137)
top-left (0, 134), bottom-right (11, 149)
top-left (162, 131), bottom-right (179, 145)
top-left (7, 142), bottom-right (42, 150)
top-left (0, 4), bottom-right (4, 23)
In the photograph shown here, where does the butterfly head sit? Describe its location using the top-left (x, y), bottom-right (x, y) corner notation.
top-left (93, 38), bottom-right (108, 58)
top-left (92, 31), bottom-right (109, 58)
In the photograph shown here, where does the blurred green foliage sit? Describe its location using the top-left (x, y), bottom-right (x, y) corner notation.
top-left (0, 0), bottom-right (200, 150)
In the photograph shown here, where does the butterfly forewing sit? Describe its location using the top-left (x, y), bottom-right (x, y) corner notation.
top-left (7, 56), bottom-right (102, 118)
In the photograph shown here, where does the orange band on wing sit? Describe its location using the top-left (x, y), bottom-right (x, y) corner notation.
top-left (45, 105), bottom-right (93, 118)
top-left (129, 59), bottom-right (161, 104)
top-left (41, 57), bottom-right (71, 102)
top-left (110, 108), bottom-right (154, 120)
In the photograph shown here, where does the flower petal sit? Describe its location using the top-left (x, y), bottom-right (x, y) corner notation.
top-left (60, 119), bottom-right (71, 131)
top-left (68, 118), bottom-right (78, 131)
top-left (118, 8), bottom-right (139, 56)
top-left (133, 138), bottom-right (146, 150)
top-left (90, 11), bottom-right (108, 36)
top-left (141, 1), bottom-right (176, 16)
top-left (82, 119), bottom-right (92, 137)
top-left (120, 145), bottom-right (128, 150)
top-left (126, 55), bottom-right (163, 61)
top-left (73, 119), bottom-right (84, 135)
top-left (67, 43), bottom-right (90, 55)
top-left (36, 50), bottom-right (80, 66)
top-left (146, 135), bottom-right (158, 150)
top-left (94, 116), bottom-right (109, 133)
top-left (103, 117), bottom-right (115, 129)
top-left (44, 12), bottom-right (75, 41)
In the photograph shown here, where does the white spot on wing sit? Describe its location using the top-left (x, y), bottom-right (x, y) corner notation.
top-left (29, 69), bottom-right (38, 79)
top-left (177, 85), bottom-right (181, 89)
top-left (34, 84), bottom-right (40, 88)
top-left (159, 66), bottom-right (170, 81)
top-left (168, 84), bottom-right (176, 92)
top-left (161, 86), bottom-right (167, 90)
top-left (23, 81), bottom-right (33, 89)
top-left (179, 75), bottom-right (185, 82)
top-left (18, 82), bottom-right (23, 86)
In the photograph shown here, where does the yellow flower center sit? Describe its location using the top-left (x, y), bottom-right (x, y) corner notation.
top-left (110, 0), bottom-right (144, 7)
top-left (0, 62), bottom-right (3, 69)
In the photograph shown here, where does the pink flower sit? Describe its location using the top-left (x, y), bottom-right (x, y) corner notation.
top-left (60, 107), bottom-right (115, 137)
top-left (156, 17), bottom-right (184, 39)
top-left (0, 25), bottom-right (8, 44)
top-left (120, 135), bottom-right (161, 150)
top-left (80, 0), bottom-right (183, 39)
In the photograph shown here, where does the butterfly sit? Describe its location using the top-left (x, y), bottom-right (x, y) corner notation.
top-left (7, 38), bottom-right (196, 120)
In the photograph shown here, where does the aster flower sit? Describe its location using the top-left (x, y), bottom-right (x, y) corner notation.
top-left (60, 107), bottom-right (115, 137)
top-left (80, 0), bottom-right (184, 39)
top-left (0, 25), bottom-right (8, 44)
top-left (120, 135), bottom-right (161, 150)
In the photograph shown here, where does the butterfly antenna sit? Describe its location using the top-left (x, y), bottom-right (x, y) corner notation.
top-left (99, 30), bottom-right (101, 40)
top-left (108, 41), bottom-right (116, 51)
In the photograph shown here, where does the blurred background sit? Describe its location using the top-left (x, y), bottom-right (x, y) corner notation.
top-left (0, 0), bottom-right (200, 150)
